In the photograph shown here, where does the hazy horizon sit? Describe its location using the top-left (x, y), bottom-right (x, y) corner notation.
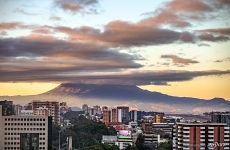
top-left (0, 0), bottom-right (230, 100)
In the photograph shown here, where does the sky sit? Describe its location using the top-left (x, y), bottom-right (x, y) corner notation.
top-left (0, 0), bottom-right (230, 99)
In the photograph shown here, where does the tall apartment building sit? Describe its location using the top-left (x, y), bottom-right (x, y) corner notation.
top-left (173, 123), bottom-right (230, 150)
top-left (92, 105), bottom-right (101, 115)
top-left (0, 100), bottom-right (15, 116)
top-left (155, 114), bottom-right (164, 123)
top-left (130, 110), bottom-right (137, 122)
top-left (14, 105), bottom-right (23, 116)
top-left (111, 108), bottom-right (118, 123)
top-left (60, 102), bottom-right (69, 115)
top-left (103, 110), bottom-right (111, 125)
top-left (28, 101), bottom-right (60, 124)
top-left (33, 106), bottom-right (50, 116)
top-left (82, 104), bottom-right (89, 114)
top-left (0, 106), bottom-right (52, 150)
top-left (117, 106), bottom-right (130, 124)
top-left (211, 113), bottom-right (230, 128)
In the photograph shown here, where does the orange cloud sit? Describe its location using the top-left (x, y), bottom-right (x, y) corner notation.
top-left (0, 22), bottom-right (21, 30)
top-left (55, 0), bottom-right (99, 13)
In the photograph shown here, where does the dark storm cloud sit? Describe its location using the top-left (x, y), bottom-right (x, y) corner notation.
top-left (0, 38), bottom-right (140, 61)
top-left (0, 37), bottom-right (142, 76)
top-left (0, 68), bottom-right (229, 85)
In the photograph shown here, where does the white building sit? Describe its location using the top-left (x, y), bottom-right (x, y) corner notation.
top-left (0, 106), bottom-right (52, 150)
top-left (20, 110), bottom-right (34, 116)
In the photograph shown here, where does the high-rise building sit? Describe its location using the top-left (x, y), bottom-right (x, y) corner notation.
top-left (130, 110), bottom-right (137, 122)
top-left (14, 104), bottom-right (22, 116)
top-left (103, 110), bottom-right (111, 125)
top-left (173, 123), bottom-right (230, 150)
top-left (117, 106), bottom-right (129, 124)
top-left (111, 108), bottom-right (118, 123)
top-left (82, 104), bottom-right (89, 114)
top-left (92, 105), bottom-right (101, 115)
top-left (211, 112), bottom-right (230, 128)
top-left (33, 106), bottom-right (50, 116)
top-left (102, 106), bottom-right (108, 111)
top-left (28, 101), bottom-right (60, 124)
top-left (87, 106), bottom-right (102, 116)
top-left (0, 105), bottom-right (52, 150)
top-left (0, 100), bottom-right (15, 116)
top-left (137, 111), bottom-right (145, 121)
top-left (60, 102), bottom-right (69, 115)
top-left (155, 114), bottom-right (164, 123)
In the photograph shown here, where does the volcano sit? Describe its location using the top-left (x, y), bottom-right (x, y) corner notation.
top-left (41, 83), bottom-right (230, 113)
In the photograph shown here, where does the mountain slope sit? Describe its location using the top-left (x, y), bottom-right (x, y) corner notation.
top-left (1, 83), bottom-right (229, 113)
top-left (43, 83), bottom-right (230, 113)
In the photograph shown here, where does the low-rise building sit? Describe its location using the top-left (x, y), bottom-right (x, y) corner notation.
top-left (102, 130), bottom-right (133, 150)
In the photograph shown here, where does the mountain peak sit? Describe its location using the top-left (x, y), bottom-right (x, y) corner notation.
top-left (9, 83), bottom-right (230, 113)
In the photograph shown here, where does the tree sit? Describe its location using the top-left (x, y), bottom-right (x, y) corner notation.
top-left (135, 134), bottom-right (145, 150)
top-left (157, 141), bottom-right (173, 150)
top-left (64, 116), bottom-right (117, 149)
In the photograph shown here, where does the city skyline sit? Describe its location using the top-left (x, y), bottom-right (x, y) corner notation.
top-left (0, 0), bottom-right (230, 99)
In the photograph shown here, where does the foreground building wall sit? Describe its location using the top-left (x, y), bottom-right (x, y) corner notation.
top-left (173, 123), bottom-right (230, 150)
top-left (0, 106), bottom-right (52, 150)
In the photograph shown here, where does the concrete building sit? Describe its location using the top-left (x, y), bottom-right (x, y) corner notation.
top-left (173, 123), bottom-right (230, 150)
top-left (102, 135), bottom-right (118, 145)
top-left (155, 114), bottom-right (164, 123)
top-left (102, 133), bottom-right (133, 150)
top-left (142, 123), bottom-right (173, 147)
top-left (20, 110), bottom-right (33, 116)
top-left (103, 109), bottom-right (111, 125)
top-left (117, 106), bottom-right (129, 124)
top-left (60, 102), bottom-right (69, 115)
top-left (117, 130), bottom-right (133, 149)
top-left (111, 108), bottom-right (118, 123)
top-left (92, 105), bottom-right (101, 115)
top-left (211, 112), bottom-right (230, 128)
top-left (130, 110), bottom-right (137, 122)
top-left (33, 106), bottom-right (50, 116)
top-left (0, 105), bottom-right (52, 150)
top-left (82, 104), bottom-right (89, 114)
top-left (0, 100), bottom-right (15, 116)
top-left (152, 123), bottom-right (174, 136)
top-left (14, 105), bottom-right (22, 116)
top-left (102, 106), bottom-right (108, 111)
top-left (28, 101), bottom-right (60, 124)
top-left (143, 133), bottom-right (167, 147)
